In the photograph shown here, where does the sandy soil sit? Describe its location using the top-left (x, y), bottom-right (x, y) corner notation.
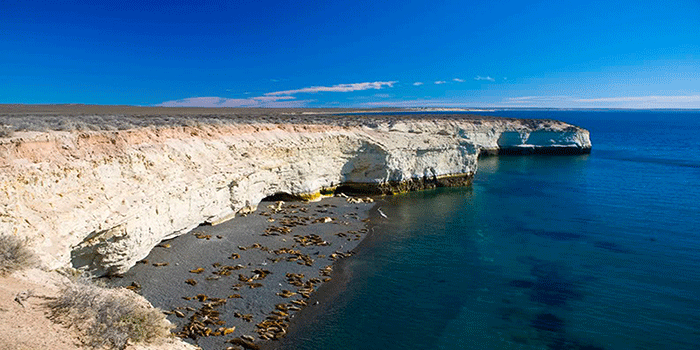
top-left (0, 268), bottom-right (203, 350)
top-left (0, 269), bottom-right (82, 350)
top-left (107, 196), bottom-right (378, 350)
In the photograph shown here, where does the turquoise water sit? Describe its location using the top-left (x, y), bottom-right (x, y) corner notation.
top-left (276, 111), bottom-right (700, 350)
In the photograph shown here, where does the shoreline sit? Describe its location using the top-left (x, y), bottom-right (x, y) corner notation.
top-left (260, 204), bottom-right (385, 350)
top-left (108, 195), bottom-right (378, 350)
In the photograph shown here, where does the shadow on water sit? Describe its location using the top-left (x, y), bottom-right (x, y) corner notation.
top-left (532, 313), bottom-right (566, 333)
top-left (592, 241), bottom-right (635, 254)
top-left (517, 257), bottom-right (585, 307)
top-left (525, 228), bottom-right (584, 241)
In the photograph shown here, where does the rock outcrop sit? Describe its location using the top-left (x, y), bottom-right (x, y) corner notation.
top-left (0, 112), bottom-right (590, 275)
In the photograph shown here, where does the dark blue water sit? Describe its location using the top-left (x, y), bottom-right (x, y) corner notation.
top-left (276, 110), bottom-right (700, 350)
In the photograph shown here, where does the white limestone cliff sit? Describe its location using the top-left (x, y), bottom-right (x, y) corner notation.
top-left (0, 117), bottom-right (590, 275)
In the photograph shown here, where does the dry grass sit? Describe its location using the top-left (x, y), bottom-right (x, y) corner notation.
top-left (49, 280), bottom-right (173, 349)
top-left (0, 235), bottom-right (36, 276)
top-left (0, 105), bottom-right (507, 135)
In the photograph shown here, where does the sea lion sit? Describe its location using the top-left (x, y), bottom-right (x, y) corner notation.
top-left (276, 290), bottom-right (296, 298)
top-left (228, 337), bottom-right (260, 350)
top-left (194, 232), bottom-right (212, 240)
top-left (290, 299), bottom-right (307, 306)
top-left (125, 282), bottom-right (141, 291)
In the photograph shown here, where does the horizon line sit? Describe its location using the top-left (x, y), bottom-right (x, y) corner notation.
top-left (2, 103), bottom-right (700, 111)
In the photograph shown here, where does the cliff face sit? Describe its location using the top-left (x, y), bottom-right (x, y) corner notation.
top-left (0, 117), bottom-right (590, 275)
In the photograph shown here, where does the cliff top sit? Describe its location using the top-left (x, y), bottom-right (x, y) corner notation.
top-left (0, 104), bottom-right (564, 135)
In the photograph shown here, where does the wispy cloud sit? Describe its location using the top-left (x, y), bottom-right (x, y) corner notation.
top-left (453, 78), bottom-right (465, 82)
top-left (503, 96), bottom-right (571, 103)
top-left (575, 95), bottom-right (700, 103)
top-left (159, 80), bottom-right (397, 108)
top-left (265, 81), bottom-right (396, 96)
top-left (362, 98), bottom-right (484, 108)
top-left (434, 81), bottom-right (446, 85)
top-left (413, 82), bottom-right (424, 86)
top-left (474, 76), bottom-right (495, 82)
top-left (159, 95), bottom-right (310, 108)
top-left (502, 95), bottom-right (700, 108)
top-left (361, 94), bottom-right (700, 109)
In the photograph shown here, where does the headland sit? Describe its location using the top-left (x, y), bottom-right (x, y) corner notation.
top-left (0, 105), bottom-right (591, 349)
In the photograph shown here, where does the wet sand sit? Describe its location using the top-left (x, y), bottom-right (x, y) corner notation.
top-left (108, 196), bottom-right (378, 350)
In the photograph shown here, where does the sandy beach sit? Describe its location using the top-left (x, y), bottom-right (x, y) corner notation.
top-left (108, 195), bottom-right (378, 350)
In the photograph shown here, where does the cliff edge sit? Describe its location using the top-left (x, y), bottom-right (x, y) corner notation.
top-left (0, 107), bottom-right (591, 276)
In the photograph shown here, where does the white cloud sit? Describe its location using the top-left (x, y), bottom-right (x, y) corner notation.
top-left (265, 81), bottom-right (397, 96)
top-left (575, 95), bottom-right (700, 103)
top-left (453, 78), bottom-right (465, 82)
top-left (158, 95), bottom-right (309, 108)
top-left (503, 96), bottom-right (571, 103)
top-left (434, 81), bottom-right (446, 85)
top-left (360, 94), bottom-right (700, 109)
top-left (474, 76), bottom-right (495, 82)
top-left (159, 80), bottom-right (396, 108)
top-left (413, 82), bottom-right (424, 86)
top-left (502, 95), bottom-right (700, 108)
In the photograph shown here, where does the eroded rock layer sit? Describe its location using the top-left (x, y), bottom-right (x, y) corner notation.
top-left (0, 112), bottom-right (590, 275)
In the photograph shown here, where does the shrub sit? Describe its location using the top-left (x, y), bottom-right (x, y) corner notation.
top-left (0, 235), bottom-right (36, 276)
top-left (49, 280), bottom-right (173, 349)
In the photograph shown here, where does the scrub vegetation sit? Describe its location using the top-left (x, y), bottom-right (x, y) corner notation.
top-left (0, 105), bottom-right (505, 135)
top-left (0, 234), bottom-right (36, 276)
top-left (49, 279), bottom-right (173, 349)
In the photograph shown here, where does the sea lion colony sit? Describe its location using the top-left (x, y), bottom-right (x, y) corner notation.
top-left (112, 196), bottom-right (375, 350)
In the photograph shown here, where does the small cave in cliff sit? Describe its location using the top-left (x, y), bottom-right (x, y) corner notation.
top-left (261, 192), bottom-right (309, 202)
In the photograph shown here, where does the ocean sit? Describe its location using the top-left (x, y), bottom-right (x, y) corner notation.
top-left (274, 110), bottom-right (700, 350)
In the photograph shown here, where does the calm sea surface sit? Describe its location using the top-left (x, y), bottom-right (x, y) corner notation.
top-left (276, 110), bottom-right (700, 350)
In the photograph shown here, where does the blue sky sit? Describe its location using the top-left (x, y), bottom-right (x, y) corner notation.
top-left (2, 0), bottom-right (699, 108)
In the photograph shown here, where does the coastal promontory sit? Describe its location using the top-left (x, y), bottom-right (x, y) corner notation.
top-left (0, 106), bottom-right (591, 276)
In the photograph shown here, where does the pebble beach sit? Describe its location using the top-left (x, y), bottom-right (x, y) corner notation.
top-left (108, 195), bottom-right (378, 350)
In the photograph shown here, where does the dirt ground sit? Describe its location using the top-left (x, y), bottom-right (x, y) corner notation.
top-left (0, 269), bottom-right (200, 350)
top-left (0, 269), bottom-right (82, 350)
